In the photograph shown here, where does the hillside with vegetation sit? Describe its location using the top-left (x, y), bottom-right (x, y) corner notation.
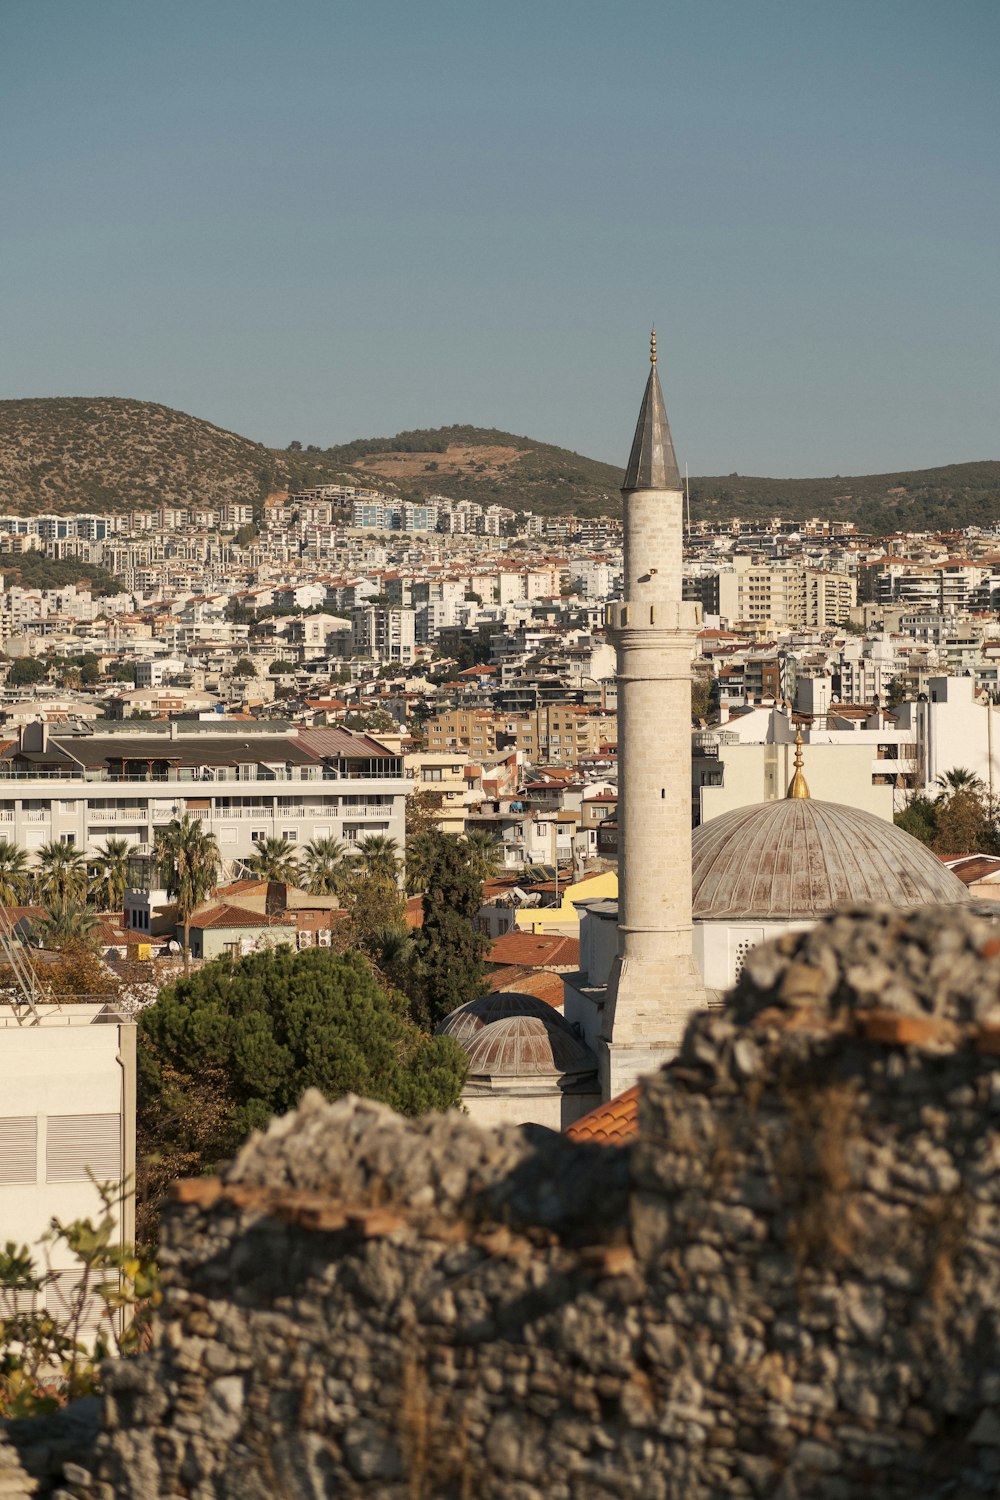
top-left (0, 398), bottom-right (361, 515)
top-left (689, 460), bottom-right (1000, 534)
top-left (0, 398), bottom-right (997, 528)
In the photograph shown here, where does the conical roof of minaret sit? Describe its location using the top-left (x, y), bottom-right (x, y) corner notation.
top-left (622, 329), bottom-right (682, 492)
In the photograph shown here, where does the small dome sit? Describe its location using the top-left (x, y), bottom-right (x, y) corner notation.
top-left (437, 991), bottom-right (562, 1045)
top-left (692, 799), bottom-right (969, 922)
top-left (462, 1014), bottom-right (596, 1079)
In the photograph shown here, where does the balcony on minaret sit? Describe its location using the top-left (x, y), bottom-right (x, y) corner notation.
top-left (605, 599), bottom-right (702, 632)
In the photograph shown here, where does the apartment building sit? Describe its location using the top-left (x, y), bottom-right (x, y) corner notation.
top-left (503, 705), bottom-right (618, 764)
top-left (404, 751), bottom-right (482, 836)
top-left (686, 559), bottom-right (855, 630)
top-left (350, 606), bottom-right (416, 665)
top-left (0, 721), bottom-right (406, 862)
top-left (426, 709), bottom-right (499, 757)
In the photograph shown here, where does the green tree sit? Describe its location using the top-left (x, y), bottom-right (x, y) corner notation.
top-left (931, 786), bottom-right (990, 856)
top-left (105, 661), bottom-right (137, 683)
top-left (89, 836), bottom-right (132, 911)
top-left (233, 656), bottom-right (256, 678)
top-left (933, 767), bottom-right (984, 798)
top-left (234, 523), bottom-right (258, 547)
top-left (354, 834), bottom-right (400, 880)
top-left (894, 795), bottom-right (937, 845)
top-left (269, 660), bottom-right (296, 675)
top-left (246, 835), bottom-right (301, 885)
top-left (35, 841), bottom-right (88, 904)
top-left (0, 838), bottom-right (30, 906)
top-left (7, 658), bottom-right (47, 689)
top-left (32, 898), bottom-right (99, 951)
top-left (410, 832), bottom-right (487, 1028)
top-left (301, 835), bottom-right (350, 897)
top-left (463, 828), bottom-right (502, 883)
top-left (690, 677), bottom-right (714, 724)
top-left (137, 947), bottom-right (467, 1193)
top-left (155, 815), bottom-right (220, 969)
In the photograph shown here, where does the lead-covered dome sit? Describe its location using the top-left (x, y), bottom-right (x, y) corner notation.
top-left (692, 799), bottom-right (969, 922)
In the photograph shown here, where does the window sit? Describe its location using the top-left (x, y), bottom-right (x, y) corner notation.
top-left (59, 833), bottom-right (76, 847)
top-left (423, 768), bottom-right (443, 782)
top-left (46, 1114), bottom-right (121, 1183)
top-left (282, 830), bottom-right (298, 842)
top-left (251, 829), bottom-right (266, 842)
top-left (0, 1117), bottom-right (37, 1184)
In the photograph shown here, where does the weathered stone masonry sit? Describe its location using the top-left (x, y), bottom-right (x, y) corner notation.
top-left (27, 902), bottom-right (1000, 1498)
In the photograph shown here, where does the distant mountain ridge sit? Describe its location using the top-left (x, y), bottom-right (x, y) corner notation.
top-left (0, 397), bottom-right (997, 530)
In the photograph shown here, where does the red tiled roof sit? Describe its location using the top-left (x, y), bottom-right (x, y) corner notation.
top-left (487, 931), bottom-right (580, 969)
top-left (566, 1086), bottom-right (640, 1145)
top-left (485, 967), bottom-right (565, 1008)
top-left (192, 903), bottom-right (295, 931)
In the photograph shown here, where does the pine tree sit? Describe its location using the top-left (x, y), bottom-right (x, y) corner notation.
top-left (411, 832), bottom-right (487, 1027)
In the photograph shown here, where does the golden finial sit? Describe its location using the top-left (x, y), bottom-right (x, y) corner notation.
top-left (650, 327), bottom-right (657, 366)
top-left (787, 726), bottom-right (810, 800)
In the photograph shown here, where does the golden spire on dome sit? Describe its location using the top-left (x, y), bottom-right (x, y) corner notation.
top-left (787, 726), bottom-right (810, 800)
top-left (650, 327), bottom-right (657, 366)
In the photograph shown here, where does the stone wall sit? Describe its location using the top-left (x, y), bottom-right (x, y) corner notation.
top-left (31, 904), bottom-right (1000, 1497)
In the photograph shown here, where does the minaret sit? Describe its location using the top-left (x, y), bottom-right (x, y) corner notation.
top-left (599, 331), bottom-right (706, 1099)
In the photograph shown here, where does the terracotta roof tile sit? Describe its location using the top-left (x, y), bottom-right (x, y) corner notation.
top-left (565, 1086), bottom-right (640, 1145)
top-left (487, 931), bottom-right (580, 969)
top-left (485, 967), bottom-right (565, 1007)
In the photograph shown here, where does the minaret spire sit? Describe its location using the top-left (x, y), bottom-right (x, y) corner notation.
top-left (623, 331), bottom-right (682, 492)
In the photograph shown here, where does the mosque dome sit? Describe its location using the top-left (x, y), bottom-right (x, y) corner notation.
top-left (460, 1013), bottom-right (597, 1080)
top-left (437, 992), bottom-right (566, 1046)
top-left (691, 798), bottom-right (970, 922)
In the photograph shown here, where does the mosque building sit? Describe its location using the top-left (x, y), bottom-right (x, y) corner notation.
top-left (437, 336), bottom-right (970, 1129)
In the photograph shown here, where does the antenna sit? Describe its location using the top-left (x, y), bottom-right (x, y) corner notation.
top-left (685, 463), bottom-right (691, 540)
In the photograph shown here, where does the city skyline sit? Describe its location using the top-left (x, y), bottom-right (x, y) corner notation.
top-left (2, 1), bottom-right (998, 478)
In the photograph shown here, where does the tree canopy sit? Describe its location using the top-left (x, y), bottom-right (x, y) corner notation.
top-left (410, 831), bottom-right (487, 1027)
top-left (137, 947), bottom-right (466, 1207)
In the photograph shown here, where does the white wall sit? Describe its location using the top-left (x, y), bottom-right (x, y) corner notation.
top-left (0, 1006), bottom-right (136, 1306)
top-left (700, 740), bottom-right (894, 822)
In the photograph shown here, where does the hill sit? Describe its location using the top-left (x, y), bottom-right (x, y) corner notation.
top-left (689, 460), bottom-right (1000, 535)
top-left (0, 398), bottom-right (361, 515)
top-left (0, 398), bottom-right (997, 529)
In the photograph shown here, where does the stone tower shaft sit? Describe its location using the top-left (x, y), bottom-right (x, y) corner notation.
top-left (598, 336), bottom-right (706, 1100)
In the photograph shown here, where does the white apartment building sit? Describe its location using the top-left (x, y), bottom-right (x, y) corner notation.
top-left (0, 721), bottom-right (406, 863)
top-left (895, 675), bottom-right (1000, 797)
top-left (350, 606), bottom-right (416, 665)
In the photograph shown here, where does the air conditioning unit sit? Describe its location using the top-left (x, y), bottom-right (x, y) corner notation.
top-left (317, 929), bottom-right (332, 947)
top-left (297, 930), bottom-right (312, 950)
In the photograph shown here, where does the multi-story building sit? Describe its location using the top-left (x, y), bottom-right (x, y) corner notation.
top-left (350, 606), bottom-right (416, 665)
top-left (0, 721), bottom-right (406, 863)
top-left (503, 705), bottom-right (618, 764)
top-left (426, 709), bottom-right (499, 757)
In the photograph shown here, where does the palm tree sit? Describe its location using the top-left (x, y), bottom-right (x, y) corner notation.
top-left (155, 815), bottom-right (220, 970)
top-left (32, 898), bottom-right (98, 951)
top-left (246, 835), bottom-right (301, 885)
top-left (0, 839), bottom-right (30, 907)
top-left (354, 835), bottom-right (400, 881)
top-left (35, 841), bottom-right (88, 905)
top-left (933, 767), bottom-right (984, 799)
top-left (301, 836), bottom-right (349, 897)
top-left (463, 829), bottom-right (502, 883)
top-left (367, 925), bottom-right (414, 990)
top-left (89, 837), bottom-right (132, 912)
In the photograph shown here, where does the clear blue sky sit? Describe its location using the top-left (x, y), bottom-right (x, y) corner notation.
top-left (2, 1), bottom-right (997, 476)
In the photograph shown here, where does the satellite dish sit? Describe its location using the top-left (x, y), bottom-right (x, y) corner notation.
top-left (167, 939), bottom-right (181, 954)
